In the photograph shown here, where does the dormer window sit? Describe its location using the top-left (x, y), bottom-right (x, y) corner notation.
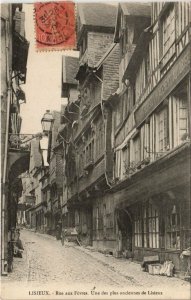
top-left (80, 34), bottom-right (87, 55)
top-left (121, 27), bottom-right (128, 56)
top-left (120, 16), bottom-right (128, 56)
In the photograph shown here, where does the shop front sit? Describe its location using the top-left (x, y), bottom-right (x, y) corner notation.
top-left (113, 141), bottom-right (190, 274)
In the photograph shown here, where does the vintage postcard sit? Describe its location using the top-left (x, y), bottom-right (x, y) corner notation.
top-left (1, 1), bottom-right (191, 300)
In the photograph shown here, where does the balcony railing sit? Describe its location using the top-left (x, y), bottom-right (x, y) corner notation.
top-left (8, 133), bottom-right (40, 151)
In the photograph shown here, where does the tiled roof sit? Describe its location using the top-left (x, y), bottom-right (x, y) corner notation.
top-left (62, 56), bottom-right (79, 85)
top-left (120, 2), bottom-right (151, 17)
top-left (78, 3), bottom-right (117, 28)
top-left (95, 43), bottom-right (117, 69)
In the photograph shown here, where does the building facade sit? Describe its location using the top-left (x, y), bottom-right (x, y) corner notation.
top-left (60, 2), bottom-right (190, 276)
top-left (1, 3), bottom-right (29, 274)
top-left (108, 2), bottom-right (190, 274)
top-left (60, 55), bottom-right (80, 230)
top-left (62, 3), bottom-right (120, 246)
top-left (47, 111), bottom-right (63, 234)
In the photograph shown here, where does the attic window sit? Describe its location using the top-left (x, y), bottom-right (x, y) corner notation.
top-left (133, 21), bottom-right (145, 44)
top-left (80, 34), bottom-right (87, 55)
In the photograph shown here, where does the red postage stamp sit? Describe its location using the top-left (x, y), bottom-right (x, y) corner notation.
top-left (34, 2), bottom-right (76, 51)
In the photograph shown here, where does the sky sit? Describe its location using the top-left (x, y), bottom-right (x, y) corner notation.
top-left (20, 3), bottom-right (79, 134)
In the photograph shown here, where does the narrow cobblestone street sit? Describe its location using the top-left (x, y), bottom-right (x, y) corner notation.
top-left (1, 229), bottom-right (190, 300)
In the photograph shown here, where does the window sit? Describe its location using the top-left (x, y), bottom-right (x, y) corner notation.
top-left (133, 134), bottom-right (141, 164)
top-left (96, 207), bottom-right (99, 238)
top-left (179, 97), bottom-right (188, 141)
top-left (148, 203), bottom-right (159, 248)
top-left (84, 130), bottom-right (94, 166)
top-left (172, 82), bottom-right (189, 146)
top-left (115, 150), bottom-right (121, 179)
top-left (176, 2), bottom-right (190, 38)
top-left (122, 92), bottom-right (129, 121)
top-left (121, 28), bottom-right (128, 56)
top-left (166, 204), bottom-right (180, 250)
top-left (161, 5), bottom-right (175, 64)
top-left (78, 150), bottom-right (84, 176)
top-left (122, 145), bottom-right (130, 179)
top-left (75, 210), bottom-right (80, 226)
top-left (134, 202), bottom-right (159, 249)
top-left (134, 206), bottom-right (142, 247)
top-left (95, 120), bottom-right (104, 159)
top-left (80, 35), bottom-right (87, 55)
top-left (156, 106), bottom-right (169, 152)
top-left (91, 71), bottom-right (102, 106)
top-left (115, 99), bottom-right (122, 129)
top-left (145, 51), bottom-right (150, 85)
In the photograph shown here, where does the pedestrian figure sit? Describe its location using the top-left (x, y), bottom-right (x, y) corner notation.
top-left (61, 228), bottom-right (65, 246)
top-left (14, 228), bottom-right (24, 258)
top-left (56, 224), bottom-right (61, 240)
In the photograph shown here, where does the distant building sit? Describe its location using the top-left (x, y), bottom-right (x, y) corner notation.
top-left (28, 138), bottom-right (45, 231)
top-left (17, 171), bottom-right (35, 226)
top-left (60, 55), bottom-right (80, 229)
top-left (47, 111), bottom-right (63, 234)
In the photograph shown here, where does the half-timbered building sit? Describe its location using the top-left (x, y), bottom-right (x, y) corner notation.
top-left (109, 2), bottom-right (190, 275)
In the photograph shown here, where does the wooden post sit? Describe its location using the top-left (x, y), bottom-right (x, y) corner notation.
top-left (187, 73), bottom-right (191, 137)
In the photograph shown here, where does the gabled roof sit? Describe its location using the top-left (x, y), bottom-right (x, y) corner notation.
top-left (78, 3), bottom-right (117, 28)
top-left (120, 2), bottom-right (151, 17)
top-left (62, 56), bottom-right (79, 86)
top-left (114, 2), bottom-right (151, 42)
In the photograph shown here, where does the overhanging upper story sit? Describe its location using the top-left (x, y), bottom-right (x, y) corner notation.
top-left (123, 2), bottom-right (190, 124)
top-left (114, 2), bottom-right (151, 89)
top-left (111, 2), bottom-right (191, 185)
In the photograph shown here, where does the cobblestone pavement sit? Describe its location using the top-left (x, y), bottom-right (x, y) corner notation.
top-left (1, 229), bottom-right (190, 299)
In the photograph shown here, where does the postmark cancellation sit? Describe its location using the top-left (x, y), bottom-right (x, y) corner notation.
top-left (34, 2), bottom-right (76, 51)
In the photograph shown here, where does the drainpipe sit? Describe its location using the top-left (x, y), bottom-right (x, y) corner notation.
top-left (1, 12), bottom-right (12, 275)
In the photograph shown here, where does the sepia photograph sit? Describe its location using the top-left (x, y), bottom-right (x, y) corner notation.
top-left (1, 1), bottom-right (191, 299)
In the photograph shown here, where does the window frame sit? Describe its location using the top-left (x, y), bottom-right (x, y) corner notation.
top-left (159, 3), bottom-right (176, 67)
top-left (155, 104), bottom-right (169, 153)
top-left (134, 201), bottom-right (160, 249)
top-left (166, 204), bottom-right (181, 250)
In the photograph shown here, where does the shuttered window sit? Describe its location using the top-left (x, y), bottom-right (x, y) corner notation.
top-left (156, 107), bottom-right (169, 152)
top-left (161, 4), bottom-right (176, 65)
